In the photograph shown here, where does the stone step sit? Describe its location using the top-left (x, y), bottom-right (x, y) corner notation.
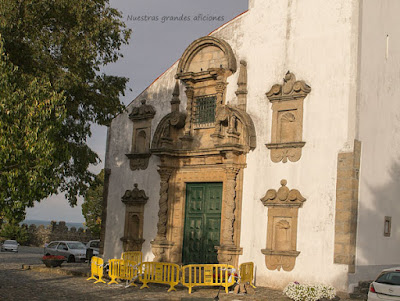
top-left (349, 292), bottom-right (367, 300)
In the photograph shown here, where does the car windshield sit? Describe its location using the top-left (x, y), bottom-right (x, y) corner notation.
top-left (4, 240), bottom-right (17, 245)
top-left (376, 271), bottom-right (400, 285)
top-left (67, 242), bottom-right (86, 249)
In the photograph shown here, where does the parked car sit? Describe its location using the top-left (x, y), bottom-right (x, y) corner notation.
top-left (44, 241), bottom-right (98, 262)
top-left (86, 239), bottom-right (100, 253)
top-left (1, 240), bottom-right (19, 252)
top-left (368, 267), bottom-right (400, 300)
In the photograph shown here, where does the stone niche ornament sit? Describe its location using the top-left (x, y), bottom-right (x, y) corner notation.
top-left (265, 71), bottom-right (311, 163)
top-left (120, 183), bottom-right (149, 251)
top-left (260, 180), bottom-right (306, 271)
top-left (126, 99), bottom-right (156, 170)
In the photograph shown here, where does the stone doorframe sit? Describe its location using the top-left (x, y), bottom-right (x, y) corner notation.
top-left (150, 151), bottom-right (245, 268)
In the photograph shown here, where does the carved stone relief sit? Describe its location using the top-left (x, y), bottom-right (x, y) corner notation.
top-left (260, 180), bottom-right (306, 271)
top-left (266, 71), bottom-right (311, 163)
top-left (121, 183), bottom-right (149, 251)
top-left (126, 99), bottom-right (156, 170)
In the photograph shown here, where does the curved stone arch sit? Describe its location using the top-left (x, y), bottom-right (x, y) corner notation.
top-left (177, 36), bottom-right (237, 74)
top-left (151, 114), bottom-right (172, 149)
top-left (229, 106), bottom-right (257, 150)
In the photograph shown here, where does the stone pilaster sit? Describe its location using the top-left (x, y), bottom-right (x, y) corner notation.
top-left (151, 167), bottom-right (174, 261)
top-left (183, 86), bottom-right (194, 136)
top-left (217, 167), bottom-right (242, 266)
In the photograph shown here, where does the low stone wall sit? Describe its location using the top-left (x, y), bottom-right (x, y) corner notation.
top-left (22, 221), bottom-right (98, 247)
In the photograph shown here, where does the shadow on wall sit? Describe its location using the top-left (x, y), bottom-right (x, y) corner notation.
top-left (350, 160), bottom-right (400, 283)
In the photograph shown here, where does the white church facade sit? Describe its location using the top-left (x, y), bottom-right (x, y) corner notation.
top-left (101, 0), bottom-right (400, 292)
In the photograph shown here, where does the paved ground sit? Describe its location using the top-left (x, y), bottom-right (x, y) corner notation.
top-left (0, 246), bottom-right (354, 301)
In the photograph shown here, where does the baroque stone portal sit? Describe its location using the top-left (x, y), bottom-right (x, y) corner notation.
top-left (150, 36), bottom-right (256, 267)
top-left (265, 71), bottom-right (311, 163)
top-left (260, 180), bottom-right (306, 271)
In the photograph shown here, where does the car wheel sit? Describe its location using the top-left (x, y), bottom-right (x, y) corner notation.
top-left (68, 255), bottom-right (75, 263)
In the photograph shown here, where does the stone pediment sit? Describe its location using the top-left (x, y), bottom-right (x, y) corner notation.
top-left (266, 71), bottom-right (311, 102)
top-left (129, 99), bottom-right (156, 121)
top-left (260, 179), bottom-right (306, 207)
top-left (121, 183), bottom-right (149, 205)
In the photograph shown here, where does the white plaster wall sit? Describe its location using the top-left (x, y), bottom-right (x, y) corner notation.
top-left (230, 0), bottom-right (360, 291)
top-left (103, 65), bottom-right (185, 261)
top-left (104, 0), bottom-right (363, 292)
top-left (353, 0), bottom-right (400, 283)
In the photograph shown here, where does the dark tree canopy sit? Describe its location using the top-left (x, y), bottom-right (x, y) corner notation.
top-left (0, 0), bottom-right (131, 215)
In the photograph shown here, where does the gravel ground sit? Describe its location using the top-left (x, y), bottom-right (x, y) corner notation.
top-left (0, 246), bottom-right (354, 301)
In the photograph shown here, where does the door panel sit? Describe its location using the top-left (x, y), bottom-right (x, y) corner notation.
top-left (182, 183), bottom-right (222, 264)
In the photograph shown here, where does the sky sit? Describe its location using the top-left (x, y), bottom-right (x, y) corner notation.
top-left (24, 0), bottom-right (249, 223)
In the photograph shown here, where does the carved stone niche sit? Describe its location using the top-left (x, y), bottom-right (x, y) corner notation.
top-left (126, 99), bottom-right (156, 170)
top-left (121, 183), bottom-right (149, 251)
top-left (266, 71), bottom-right (311, 163)
top-left (260, 180), bottom-right (306, 271)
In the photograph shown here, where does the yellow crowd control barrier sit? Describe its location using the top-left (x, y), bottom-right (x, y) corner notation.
top-left (181, 264), bottom-right (236, 294)
top-left (121, 251), bottom-right (142, 264)
top-left (108, 259), bottom-right (139, 286)
top-left (139, 262), bottom-right (180, 292)
top-left (86, 256), bottom-right (106, 284)
top-left (239, 262), bottom-right (256, 288)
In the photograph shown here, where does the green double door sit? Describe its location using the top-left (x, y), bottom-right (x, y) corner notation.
top-left (182, 183), bottom-right (222, 264)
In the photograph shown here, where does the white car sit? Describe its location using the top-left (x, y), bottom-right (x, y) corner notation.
top-left (44, 241), bottom-right (98, 262)
top-left (368, 267), bottom-right (400, 300)
top-left (1, 240), bottom-right (19, 252)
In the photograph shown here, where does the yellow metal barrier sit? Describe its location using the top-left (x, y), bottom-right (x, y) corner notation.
top-left (108, 259), bottom-right (139, 286)
top-left (139, 262), bottom-right (180, 292)
top-left (86, 256), bottom-right (106, 284)
top-left (121, 251), bottom-right (142, 264)
top-left (181, 264), bottom-right (236, 294)
top-left (239, 262), bottom-right (256, 288)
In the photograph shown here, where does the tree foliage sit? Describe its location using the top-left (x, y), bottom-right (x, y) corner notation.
top-left (0, 0), bottom-right (131, 212)
top-left (82, 169), bottom-right (104, 237)
top-left (0, 37), bottom-right (66, 223)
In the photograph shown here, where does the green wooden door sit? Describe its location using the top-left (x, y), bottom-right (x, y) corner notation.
top-left (182, 182), bottom-right (222, 264)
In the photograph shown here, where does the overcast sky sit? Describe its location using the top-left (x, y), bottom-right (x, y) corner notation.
top-left (25, 0), bottom-right (248, 223)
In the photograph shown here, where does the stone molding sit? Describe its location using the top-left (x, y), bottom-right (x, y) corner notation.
top-left (265, 71), bottom-right (311, 163)
top-left (260, 180), bottom-right (306, 271)
top-left (127, 99), bottom-right (156, 170)
top-left (121, 183), bottom-right (149, 252)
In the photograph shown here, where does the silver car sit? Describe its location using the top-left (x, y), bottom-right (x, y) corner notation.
top-left (86, 239), bottom-right (100, 253)
top-left (1, 240), bottom-right (19, 252)
top-left (44, 241), bottom-right (96, 262)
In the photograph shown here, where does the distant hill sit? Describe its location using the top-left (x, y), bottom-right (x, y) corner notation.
top-left (21, 219), bottom-right (86, 229)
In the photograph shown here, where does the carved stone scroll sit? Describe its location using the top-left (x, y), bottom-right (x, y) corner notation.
top-left (260, 180), bottom-right (306, 271)
top-left (266, 71), bottom-right (311, 163)
top-left (121, 183), bottom-right (148, 251)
